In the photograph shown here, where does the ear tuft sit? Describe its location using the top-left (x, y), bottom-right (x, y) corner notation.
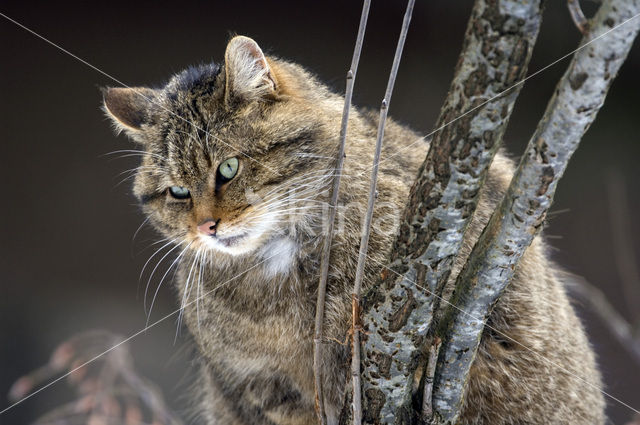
top-left (224, 36), bottom-right (277, 104)
top-left (103, 87), bottom-right (155, 132)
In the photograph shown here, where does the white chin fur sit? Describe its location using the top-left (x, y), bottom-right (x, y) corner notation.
top-left (199, 233), bottom-right (298, 277)
top-left (199, 210), bottom-right (276, 256)
top-left (196, 210), bottom-right (298, 276)
top-left (199, 232), bottom-right (260, 256)
top-left (198, 227), bottom-right (297, 277)
top-left (258, 237), bottom-right (298, 277)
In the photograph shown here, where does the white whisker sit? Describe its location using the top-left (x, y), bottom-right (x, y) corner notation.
top-left (131, 217), bottom-right (150, 246)
top-left (176, 248), bottom-right (201, 342)
top-left (197, 250), bottom-right (207, 336)
top-left (102, 149), bottom-right (166, 161)
top-left (142, 240), bottom-right (181, 314)
top-left (147, 241), bottom-right (193, 325)
top-left (140, 239), bottom-right (177, 280)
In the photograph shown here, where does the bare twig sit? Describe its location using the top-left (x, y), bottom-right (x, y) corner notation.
top-left (314, 1), bottom-right (371, 423)
top-left (431, 1), bottom-right (640, 421)
top-left (350, 2), bottom-right (415, 423)
top-left (569, 276), bottom-right (640, 364)
top-left (606, 169), bottom-right (640, 328)
top-left (568, 0), bottom-right (590, 34)
top-left (358, 1), bottom-right (544, 422)
top-left (421, 337), bottom-right (441, 421)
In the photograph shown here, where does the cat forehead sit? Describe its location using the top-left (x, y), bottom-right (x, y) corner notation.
top-left (164, 62), bottom-right (222, 98)
top-left (143, 58), bottom-right (320, 162)
top-left (157, 119), bottom-right (256, 175)
top-left (152, 63), bottom-right (224, 126)
top-left (152, 63), bottom-right (230, 150)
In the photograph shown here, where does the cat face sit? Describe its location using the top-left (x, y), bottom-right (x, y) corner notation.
top-left (104, 36), bottom-right (339, 258)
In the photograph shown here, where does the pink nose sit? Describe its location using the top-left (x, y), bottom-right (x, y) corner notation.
top-left (198, 219), bottom-right (218, 236)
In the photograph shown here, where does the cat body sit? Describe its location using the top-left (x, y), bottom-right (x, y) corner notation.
top-left (104, 36), bottom-right (605, 424)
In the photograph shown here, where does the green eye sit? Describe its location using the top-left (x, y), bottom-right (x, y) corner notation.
top-left (169, 186), bottom-right (190, 199)
top-left (218, 157), bottom-right (239, 182)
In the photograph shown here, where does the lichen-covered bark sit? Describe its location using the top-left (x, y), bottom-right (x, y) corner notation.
top-left (357, 1), bottom-right (544, 423)
top-left (431, 1), bottom-right (640, 422)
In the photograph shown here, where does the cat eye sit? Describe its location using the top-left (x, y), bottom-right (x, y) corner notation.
top-left (218, 157), bottom-right (239, 183)
top-left (169, 186), bottom-right (190, 199)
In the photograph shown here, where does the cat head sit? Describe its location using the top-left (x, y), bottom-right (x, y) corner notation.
top-left (103, 36), bottom-right (341, 258)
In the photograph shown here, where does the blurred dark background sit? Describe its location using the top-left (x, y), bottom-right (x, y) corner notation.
top-left (1, 1), bottom-right (639, 424)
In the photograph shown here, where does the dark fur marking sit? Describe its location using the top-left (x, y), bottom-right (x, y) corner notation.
top-left (208, 364), bottom-right (307, 424)
top-left (168, 63), bottom-right (221, 95)
top-left (139, 191), bottom-right (164, 204)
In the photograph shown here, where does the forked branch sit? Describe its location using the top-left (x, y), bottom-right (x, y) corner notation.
top-left (431, 1), bottom-right (640, 421)
top-left (355, 0), bottom-right (544, 422)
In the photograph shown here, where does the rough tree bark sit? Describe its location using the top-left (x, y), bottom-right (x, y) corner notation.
top-left (345, 1), bottom-right (546, 423)
top-left (431, 0), bottom-right (640, 421)
top-left (341, 0), bottom-right (640, 424)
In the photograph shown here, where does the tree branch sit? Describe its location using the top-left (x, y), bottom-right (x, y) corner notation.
top-left (431, 1), bottom-right (640, 422)
top-left (568, 0), bottom-right (590, 35)
top-left (314, 1), bottom-right (371, 423)
top-left (358, 1), bottom-right (544, 423)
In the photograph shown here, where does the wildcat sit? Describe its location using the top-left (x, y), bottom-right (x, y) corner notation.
top-left (103, 36), bottom-right (605, 424)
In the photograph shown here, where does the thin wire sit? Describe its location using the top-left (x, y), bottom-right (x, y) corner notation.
top-left (0, 251), bottom-right (281, 415)
top-left (362, 253), bottom-right (640, 416)
top-left (0, 12), bottom-right (281, 177)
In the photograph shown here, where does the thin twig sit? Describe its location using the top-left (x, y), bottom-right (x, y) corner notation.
top-left (569, 276), bottom-right (640, 364)
top-left (313, 1), bottom-right (371, 423)
top-left (432, 1), bottom-right (640, 421)
top-left (421, 337), bottom-right (441, 421)
top-left (350, 2), bottom-right (415, 423)
top-left (568, 0), bottom-right (590, 34)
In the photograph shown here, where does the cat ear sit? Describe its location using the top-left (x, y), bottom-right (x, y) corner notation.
top-left (224, 36), bottom-right (277, 105)
top-left (102, 87), bottom-right (156, 135)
